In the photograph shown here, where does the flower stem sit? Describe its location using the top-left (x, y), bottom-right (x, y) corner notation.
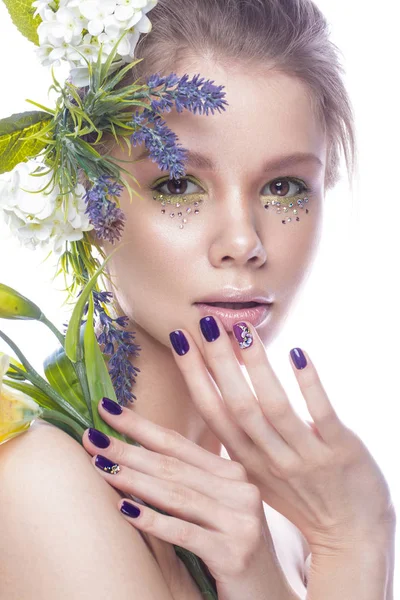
top-left (41, 409), bottom-right (86, 442)
top-left (38, 313), bottom-right (65, 346)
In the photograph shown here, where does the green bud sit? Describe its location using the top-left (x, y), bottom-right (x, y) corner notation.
top-left (0, 284), bottom-right (42, 320)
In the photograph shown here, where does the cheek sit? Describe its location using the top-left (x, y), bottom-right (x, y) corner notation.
top-left (269, 202), bottom-right (322, 295)
top-left (104, 205), bottom-right (196, 321)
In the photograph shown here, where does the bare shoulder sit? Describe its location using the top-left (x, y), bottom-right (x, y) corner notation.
top-left (0, 420), bottom-right (175, 600)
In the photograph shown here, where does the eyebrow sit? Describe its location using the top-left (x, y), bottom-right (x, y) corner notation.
top-left (135, 149), bottom-right (324, 172)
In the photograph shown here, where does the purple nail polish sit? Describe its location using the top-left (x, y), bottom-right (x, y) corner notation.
top-left (95, 454), bottom-right (120, 474)
top-left (120, 501), bottom-right (141, 518)
top-left (88, 428), bottom-right (110, 449)
top-left (290, 347), bottom-right (307, 370)
top-left (200, 316), bottom-right (220, 342)
top-left (169, 330), bottom-right (190, 355)
top-left (101, 397), bottom-right (123, 415)
top-left (233, 322), bottom-right (253, 349)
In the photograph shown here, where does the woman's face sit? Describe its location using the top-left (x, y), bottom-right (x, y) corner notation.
top-left (105, 58), bottom-right (327, 357)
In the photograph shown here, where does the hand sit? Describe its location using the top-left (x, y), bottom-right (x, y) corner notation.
top-left (168, 317), bottom-right (396, 555)
top-left (82, 399), bottom-right (294, 600)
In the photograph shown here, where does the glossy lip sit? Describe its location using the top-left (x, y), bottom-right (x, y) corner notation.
top-left (196, 288), bottom-right (273, 305)
top-left (195, 302), bottom-right (272, 331)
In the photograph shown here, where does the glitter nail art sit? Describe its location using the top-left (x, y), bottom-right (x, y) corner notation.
top-left (233, 322), bottom-right (253, 349)
top-left (95, 454), bottom-right (121, 474)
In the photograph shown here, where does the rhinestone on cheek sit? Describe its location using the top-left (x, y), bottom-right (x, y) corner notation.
top-left (264, 196), bottom-right (309, 224)
top-left (154, 195), bottom-right (203, 228)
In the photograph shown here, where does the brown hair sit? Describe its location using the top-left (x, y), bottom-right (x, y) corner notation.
top-left (86, 0), bottom-right (357, 192)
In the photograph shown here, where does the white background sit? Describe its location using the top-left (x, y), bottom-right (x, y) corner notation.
top-left (0, 0), bottom-right (399, 592)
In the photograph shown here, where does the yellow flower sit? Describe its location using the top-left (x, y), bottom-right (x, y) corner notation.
top-left (0, 354), bottom-right (43, 445)
top-left (0, 284), bottom-right (42, 320)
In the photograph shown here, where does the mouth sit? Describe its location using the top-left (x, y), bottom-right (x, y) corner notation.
top-left (200, 301), bottom-right (263, 309)
top-left (194, 301), bottom-right (272, 330)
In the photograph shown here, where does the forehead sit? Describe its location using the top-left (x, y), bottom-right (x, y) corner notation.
top-left (133, 58), bottom-right (326, 173)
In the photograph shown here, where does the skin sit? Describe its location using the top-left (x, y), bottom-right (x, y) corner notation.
top-left (102, 56), bottom-right (327, 456)
top-left (80, 58), bottom-right (395, 598)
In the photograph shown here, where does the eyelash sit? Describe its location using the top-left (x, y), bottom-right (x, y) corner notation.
top-left (148, 175), bottom-right (312, 205)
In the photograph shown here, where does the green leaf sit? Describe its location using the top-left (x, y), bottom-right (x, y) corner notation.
top-left (44, 346), bottom-right (91, 422)
top-left (0, 111), bottom-right (53, 174)
top-left (102, 58), bottom-right (143, 94)
top-left (99, 31), bottom-right (129, 85)
top-left (83, 294), bottom-right (129, 442)
top-left (2, 0), bottom-right (42, 45)
top-left (65, 252), bottom-right (115, 363)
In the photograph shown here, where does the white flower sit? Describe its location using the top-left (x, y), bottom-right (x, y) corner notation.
top-left (80, 0), bottom-right (118, 36)
top-left (34, 0), bottom-right (158, 74)
top-left (32, 0), bottom-right (58, 20)
top-left (0, 161), bottom-right (93, 254)
top-left (69, 66), bottom-right (92, 87)
top-left (98, 27), bottom-right (131, 58)
top-left (67, 33), bottom-right (98, 63)
top-left (55, 7), bottom-right (85, 43)
top-left (0, 161), bottom-right (56, 219)
top-left (141, 0), bottom-right (158, 16)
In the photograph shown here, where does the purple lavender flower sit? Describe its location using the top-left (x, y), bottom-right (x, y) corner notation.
top-left (131, 112), bottom-right (188, 180)
top-left (130, 72), bottom-right (228, 179)
top-left (146, 72), bottom-right (228, 116)
top-left (84, 175), bottom-right (125, 244)
top-left (91, 290), bottom-right (141, 405)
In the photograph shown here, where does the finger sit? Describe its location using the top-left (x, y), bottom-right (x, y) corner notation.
top-left (198, 316), bottom-right (313, 455)
top-left (168, 331), bottom-right (255, 459)
top-left (95, 398), bottom-right (248, 481)
top-left (230, 321), bottom-right (322, 457)
top-left (118, 498), bottom-right (220, 565)
top-left (169, 326), bottom-right (295, 465)
top-left (289, 348), bottom-right (348, 445)
top-left (91, 453), bottom-right (239, 530)
top-left (84, 428), bottom-right (258, 510)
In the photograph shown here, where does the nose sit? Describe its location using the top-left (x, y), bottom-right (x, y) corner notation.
top-left (208, 200), bottom-right (267, 268)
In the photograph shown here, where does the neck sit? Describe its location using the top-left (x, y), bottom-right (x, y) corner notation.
top-left (124, 321), bottom-right (222, 456)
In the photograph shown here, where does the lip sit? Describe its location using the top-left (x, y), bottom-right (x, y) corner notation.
top-left (195, 302), bottom-right (272, 331)
top-left (196, 289), bottom-right (274, 305)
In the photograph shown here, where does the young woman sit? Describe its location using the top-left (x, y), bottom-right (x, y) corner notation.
top-left (0, 1), bottom-right (395, 599)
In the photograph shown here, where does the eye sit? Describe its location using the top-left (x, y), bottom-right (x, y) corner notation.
top-left (148, 175), bottom-right (311, 203)
top-left (150, 176), bottom-right (206, 198)
top-left (262, 177), bottom-right (309, 199)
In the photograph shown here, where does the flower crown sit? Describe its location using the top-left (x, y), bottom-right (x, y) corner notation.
top-left (0, 0), bottom-right (228, 405)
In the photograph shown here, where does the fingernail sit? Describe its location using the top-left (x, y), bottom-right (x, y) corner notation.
top-left (200, 316), bottom-right (220, 342)
top-left (233, 322), bottom-right (253, 349)
top-left (88, 427), bottom-right (110, 449)
top-left (101, 397), bottom-right (123, 415)
top-left (290, 347), bottom-right (307, 370)
top-left (95, 454), bottom-right (120, 474)
top-left (120, 501), bottom-right (141, 518)
top-left (169, 330), bottom-right (190, 355)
